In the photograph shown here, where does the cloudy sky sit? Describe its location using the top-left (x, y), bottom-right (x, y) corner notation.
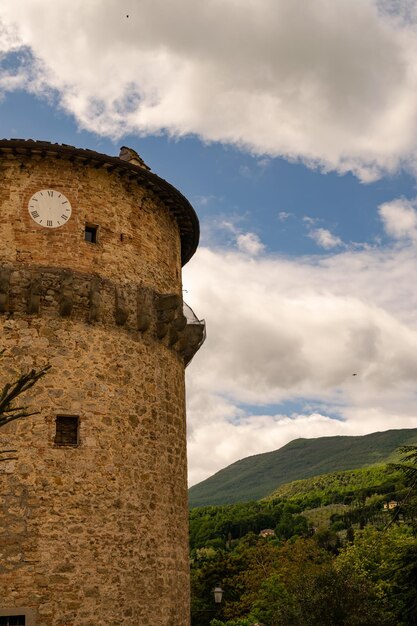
top-left (2, 0), bottom-right (417, 486)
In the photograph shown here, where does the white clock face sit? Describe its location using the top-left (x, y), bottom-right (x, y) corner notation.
top-left (28, 189), bottom-right (72, 228)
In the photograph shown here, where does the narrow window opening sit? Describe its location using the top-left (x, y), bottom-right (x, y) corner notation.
top-left (120, 233), bottom-right (124, 242)
top-left (84, 224), bottom-right (98, 243)
top-left (54, 415), bottom-right (79, 446)
top-left (0, 618), bottom-right (26, 626)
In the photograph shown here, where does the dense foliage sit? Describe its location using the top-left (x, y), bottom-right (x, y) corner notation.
top-left (267, 465), bottom-right (403, 507)
top-left (190, 456), bottom-right (417, 626)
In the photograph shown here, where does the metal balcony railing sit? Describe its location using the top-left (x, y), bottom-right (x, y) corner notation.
top-left (183, 302), bottom-right (206, 366)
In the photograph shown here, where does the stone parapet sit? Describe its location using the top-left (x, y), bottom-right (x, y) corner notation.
top-left (0, 263), bottom-right (204, 365)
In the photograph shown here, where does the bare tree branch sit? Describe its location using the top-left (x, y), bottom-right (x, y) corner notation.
top-left (0, 365), bottom-right (51, 427)
top-left (0, 363), bottom-right (51, 462)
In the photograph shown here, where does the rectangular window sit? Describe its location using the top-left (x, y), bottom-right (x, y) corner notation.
top-left (0, 608), bottom-right (35, 626)
top-left (84, 224), bottom-right (98, 243)
top-left (54, 415), bottom-right (79, 446)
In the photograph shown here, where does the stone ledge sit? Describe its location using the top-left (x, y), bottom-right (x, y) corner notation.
top-left (0, 264), bottom-right (205, 365)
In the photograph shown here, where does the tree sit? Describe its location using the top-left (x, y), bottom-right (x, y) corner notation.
top-left (390, 446), bottom-right (417, 483)
top-left (0, 363), bottom-right (50, 460)
top-left (387, 542), bottom-right (417, 625)
top-left (336, 525), bottom-right (417, 624)
top-left (388, 445), bottom-right (417, 527)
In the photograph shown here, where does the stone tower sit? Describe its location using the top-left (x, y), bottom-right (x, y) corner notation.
top-left (0, 140), bottom-right (204, 626)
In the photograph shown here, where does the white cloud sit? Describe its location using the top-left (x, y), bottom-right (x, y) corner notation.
top-left (236, 232), bottom-right (265, 255)
top-left (379, 197), bottom-right (417, 240)
top-left (308, 227), bottom-right (343, 249)
top-left (194, 194), bottom-right (218, 208)
top-left (278, 211), bottom-right (293, 221)
top-left (186, 247), bottom-right (417, 402)
top-left (1, 1), bottom-right (417, 179)
top-left (257, 158), bottom-right (271, 170)
top-left (202, 215), bottom-right (265, 256)
top-left (184, 243), bottom-right (417, 484)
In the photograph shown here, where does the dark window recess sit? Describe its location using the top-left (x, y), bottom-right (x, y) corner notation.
top-left (55, 415), bottom-right (79, 445)
top-left (84, 224), bottom-right (98, 243)
top-left (0, 617), bottom-right (26, 626)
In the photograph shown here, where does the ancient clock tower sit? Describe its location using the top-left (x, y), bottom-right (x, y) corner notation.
top-left (0, 139), bottom-right (204, 626)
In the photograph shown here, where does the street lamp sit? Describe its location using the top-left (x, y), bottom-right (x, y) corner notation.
top-left (213, 584), bottom-right (223, 605)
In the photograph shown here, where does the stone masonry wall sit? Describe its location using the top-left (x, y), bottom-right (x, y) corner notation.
top-left (0, 152), bottom-right (194, 625)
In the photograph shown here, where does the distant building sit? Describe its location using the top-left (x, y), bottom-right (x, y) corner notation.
top-left (383, 500), bottom-right (399, 510)
top-left (259, 528), bottom-right (276, 538)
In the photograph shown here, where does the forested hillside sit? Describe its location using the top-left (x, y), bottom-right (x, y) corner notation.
top-left (190, 450), bottom-right (417, 626)
top-left (189, 428), bottom-right (417, 507)
top-left (190, 464), bottom-right (403, 551)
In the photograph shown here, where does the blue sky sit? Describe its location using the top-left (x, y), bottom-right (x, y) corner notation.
top-left (4, 89), bottom-right (416, 257)
top-left (2, 1), bottom-right (417, 485)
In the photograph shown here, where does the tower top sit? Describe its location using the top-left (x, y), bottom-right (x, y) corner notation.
top-left (0, 138), bottom-right (199, 265)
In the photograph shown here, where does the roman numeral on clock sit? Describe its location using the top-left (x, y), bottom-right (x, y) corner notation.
top-left (31, 211), bottom-right (39, 218)
top-left (47, 220), bottom-right (53, 227)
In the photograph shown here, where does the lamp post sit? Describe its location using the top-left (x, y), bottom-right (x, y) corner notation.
top-left (213, 584), bottom-right (223, 608)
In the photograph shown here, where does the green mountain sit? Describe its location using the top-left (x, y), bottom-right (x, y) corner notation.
top-left (188, 428), bottom-right (417, 507)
